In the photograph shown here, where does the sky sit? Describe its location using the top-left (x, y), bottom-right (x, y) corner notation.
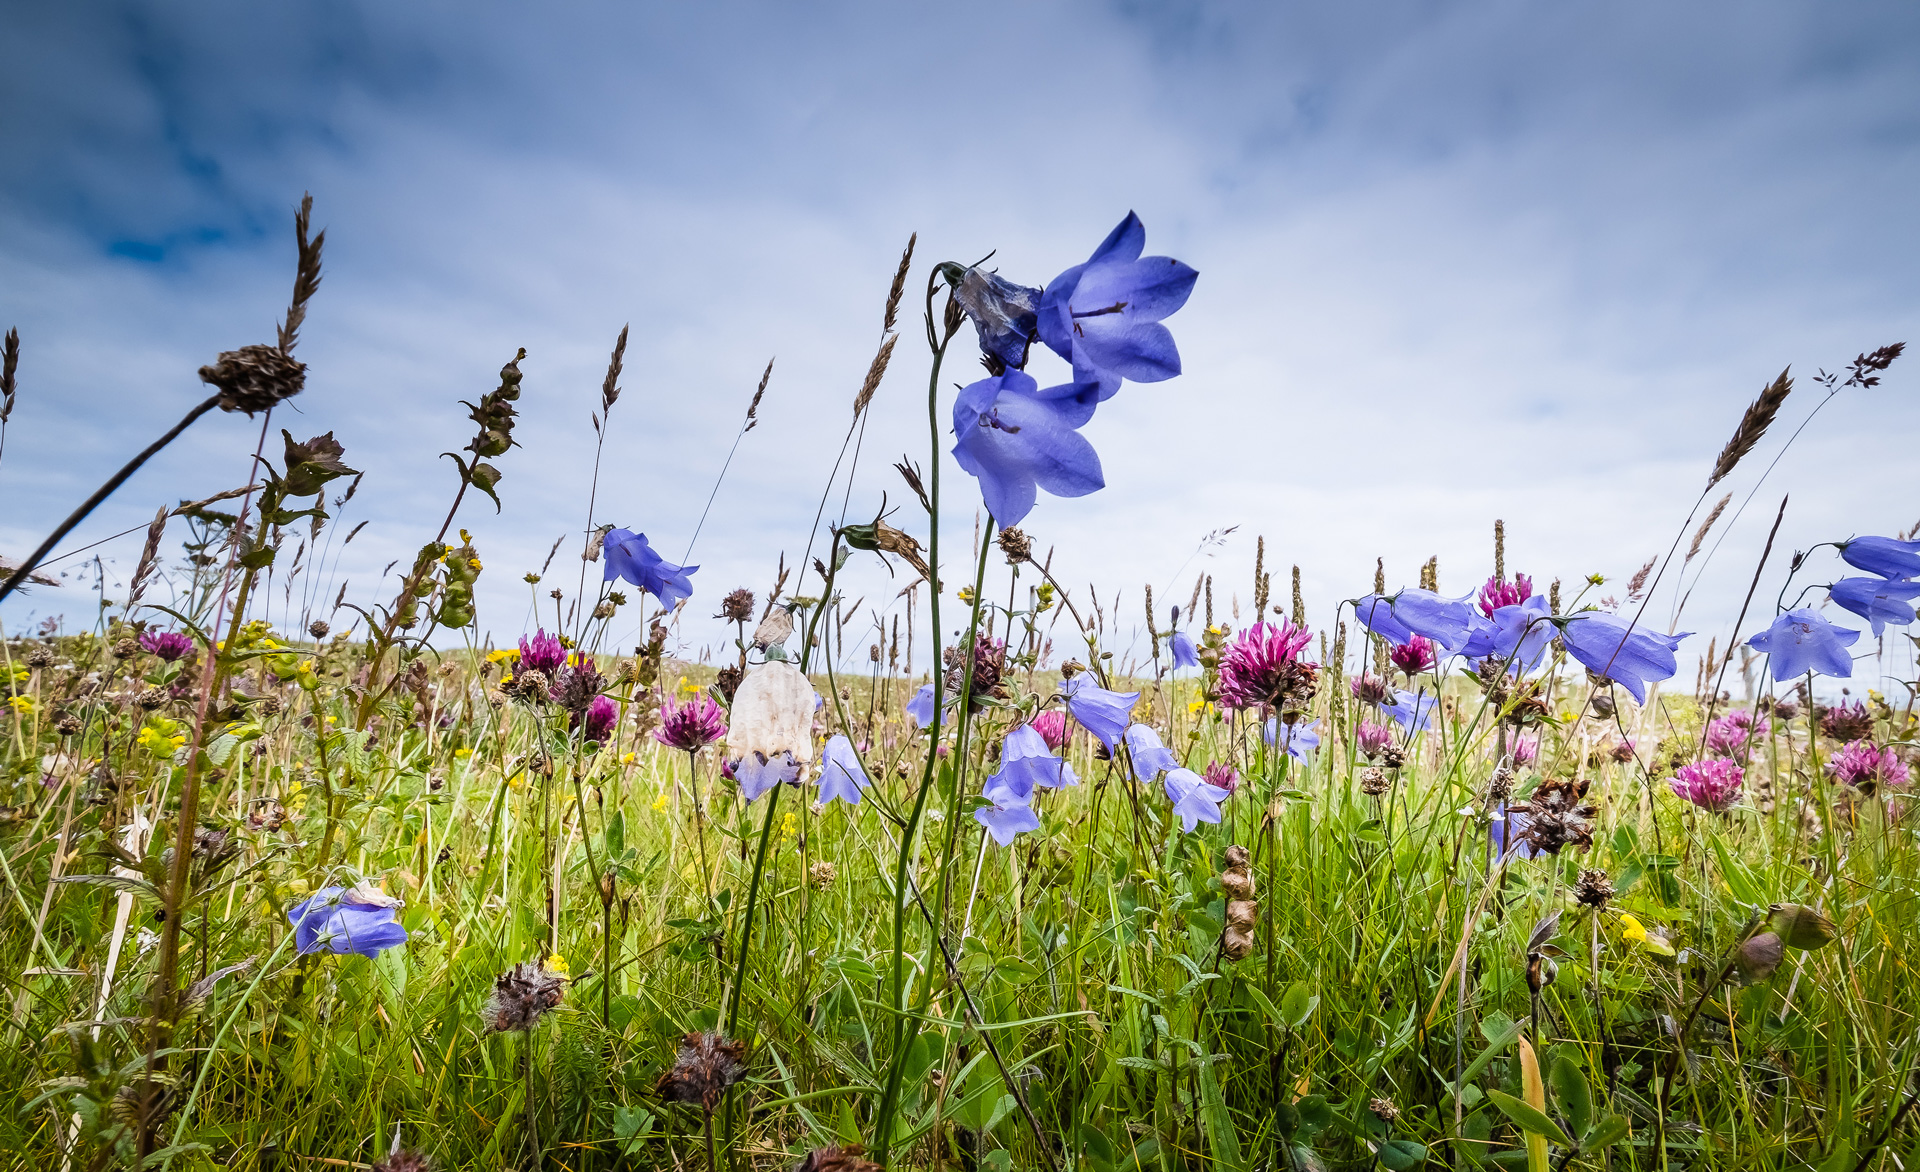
top-left (2, 1), bottom-right (1916, 694)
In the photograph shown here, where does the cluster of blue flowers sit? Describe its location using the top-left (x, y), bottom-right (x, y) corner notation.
top-left (949, 213), bottom-right (1198, 527)
top-left (1749, 535), bottom-right (1920, 680)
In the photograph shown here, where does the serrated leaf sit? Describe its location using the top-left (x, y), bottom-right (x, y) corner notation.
top-left (1485, 1089), bottom-right (1573, 1148)
top-left (1116, 1056), bottom-right (1165, 1072)
top-left (56, 873), bottom-right (162, 902)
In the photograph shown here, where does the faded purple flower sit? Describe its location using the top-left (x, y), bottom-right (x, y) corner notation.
top-left (951, 266), bottom-right (1043, 370)
top-left (603, 529), bottom-right (698, 609)
top-left (1509, 734), bottom-right (1538, 768)
top-left (1036, 211), bottom-right (1199, 400)
top-left (1355, 721), bottom-right (1395, 760)
top-left (655, 694), bottom-right (728, 752)
top-left (733, 750), bottom-right (803, 802)
top-left (1828, 740), bottom-right (1909, 789)
top-left (1747, 608), bottom-right (1859, 681)
top-left (1204, 760), bottom-right (1239, 796)
top-left (1671, 759), bottom-right (1744, 812)
top-left (974, 798), bottom-right (1041, 846)
top-left (1704, 709), bottom-right (1766, 759)
top-left (581, 695), bottom-right (618, 744)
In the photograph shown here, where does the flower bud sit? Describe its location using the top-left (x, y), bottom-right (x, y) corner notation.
top-left (1735, 931), bottom-right (1786, 981)
top-left (1766, 903), bottom-right (1836, 950)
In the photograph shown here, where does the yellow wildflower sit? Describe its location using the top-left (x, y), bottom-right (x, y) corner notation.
top-left (778, 811), bottom-right (797, 842)
top-left (454, 748), bottom-right (473, 759)
top-left (545, 953), bottom-right (569, 976)
top-left (9, 695), bottom-right (34, 716)
top-left (487, 648), bottom-right (521, 664)
top-left (652, 792), bottom-right (669, 812)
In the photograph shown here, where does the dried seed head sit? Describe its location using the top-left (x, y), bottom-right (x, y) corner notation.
top-left (1359, 766), bottom-right (1391, 796)
top-left (1225, 898), bottom-right (1258, 929)
top-left (809, 860), bottom-right (837, 888)
top-left (55, 713), bottom-right (82, 736)
top-left (371, 1150), bottom-right (433, 1172)
top-left (112, 637), bottom-right (141, 659)
top-left (1368, 1098), bottom-right (1402, 1124)
top-left (1221, 925), bottom-right (1255, 962)
top-left (997, 526), bottom-right (1032, 565)
top-left (258, 695), bottom-right (283, 717)
top-left (136, 687), bottom-right (169, 711)
top-left (1059, 659), bottom-right (1086, 679)
top-left (656, 1031), bottom-right (747, 1111)
top-left (719, 588), bottom-right (757, 624)
top-left (512, 669), bottom-right (552, 705)
top-left (482, 961), bottom-right (567, 1033)
top-left (200, 343), bottom-right (309, 415)
top-left (715, 665), bottom-right (743, 703)
top-left (1574, 868), bottom-right (1614, 910)
top-left (794, 1144), bottom-right (883, 1172)
top-left (309, 620), bottom-right (330, 639)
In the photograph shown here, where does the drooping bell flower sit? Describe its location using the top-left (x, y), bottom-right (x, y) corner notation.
top-left (974, 797), bottom-right (1042, 845)
top-left (1836, 535), bottom-right (1920, 580)
top-left (1163, 766), bottom-right (1232, 832)
top-left (950, 370), bottom-right (1103, 527)
top-left (1063, 675), bottom-right (1139, 750)
top-left (1559, 611), bottom-right (1689, 703)
top-left (139, 630), bottom-right (196, 662)
top-left (816, 735), bottom-right (871, 807)
top-left (603, 528), bottom-right (698, 609)
top-left (1036, 211), bottom-right (1199, 400)
top-left (1459, 595), bottom-right (1554, 675)
top-left (1123, 723), bottom-right (1180, 781)
top-left (1216, 620), bottom-right (1317, 713)
top-left (987, 723), bottom-right (1078, 803)
top-left (1830, 576), bottom-right (1920, 636)
top-left (948, 265), bottom-right (1043, 370)
top-left (656, 693), bottom-right (728, 752)
top-left (905, 682), bottom-right (947, 729)
top-left (1383, 689), bottom-right (1437, 734)
top-left (726, 660), bottom-right (818, 802)
top-left (1169, 629), bottom-right (1199, 670)
top-left (1671, 759), bottom-right (1744, 812)
top-left (1746, 608), bottom-right (1859, 681)
top-left (288, 884), bottom-right (408, 959)
top-left (1353, 589), bottom-right (1482, 654)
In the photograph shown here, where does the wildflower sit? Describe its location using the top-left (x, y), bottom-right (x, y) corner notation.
top-left (1216, 620), bottom-right (1318, 714)
top-left (1063, 674), bottom-right (1140, 750)
top-left (1460, 595), bottom-right (1554, 675)
top-left (1820, 698), bottom-right (1874, 741)
top-left (1123, 723), bottom-right (1180, 781)
top-left (1350, 673), bottom-right (1393, 706)
top-left (1766, 902), bottom-right (1838, 949)
top-left (1382, 689), bottom-right (1437, 734)
top-left (9, 695), bottom-right (34, 717)
top-left (553, 657), bottom-right (606, 721)
top-left (482, 960), bottom-right (567, 1032)
top-left (1389, 635), bottom-right (1437, 675)
top-left (950, 370), bottom-right (1102, 527)
top-left (1204, 760), bottom-right (1239, 796)
top-left (1510, 734), bottom-right (1538, 767)
top-left (602, 528), bottom-right (698, 609)
top-left (1704, 710), bottom-right (1766, 759)
top-left (651, 792), bottom-right (668, 812)
top-left (1163, 767), bottom-right (1231, 831)
top-left (1263, 716), bottom-right (1320, 761)
top-left (974, 797), bottom-right (1041, 845)
top-left (943, 635), bottom-right (1008, 712)
top-left (1671, 759), bottom-right (1743, 812)
top-left (1559, 611), bottom-right (1688, 702)
top-left (726, 660), bottom-right (818, 802)
top-left (717, 587), bottom-right (756, 623)
top-left (1828, 740), bottom-right (1909, 789)
top-left (1746, 608), bottom-right (1859, 680)
top-left (581, 695), bottom-right (618, 744)
top-left (655, 693), bottom-right (727, 752)
top-left (1478, 572), bottom-right (1534, 616)
top-left (904, 682), bottom-right (947, 729)
top-left (1353, 589), bottom-right (1481, 653)
top-left (948, 264), bottom-right (1043, 370)
top-left (1609, 737), bottom-right (1638, 763)
top-left (808, 860), bottom-right (837, 888)
top-left (816, 735), bottom-right (870, 806)
top-left (1836, 535), bottom-right (1920, 580)
top-left (370, 1149), bottom-right (432, 1172)
top-left (1169, 628), bottom-right (1199, 670)
top-left (1030, 708), bottom-right (1069, 750)
top-left (991, 723), bottom-right (1079, 799)
top-left (1830, 576), bottom-right (1920, 636)
top-left (287, 886), bottom-right (408, 958)
top-left (139, 630), bottom-right (195, 662)
top-left (1356, 721), bottom-right (1395, 760)
top-left (517, 629), bottom-right (568, 677)
top-left (1036, 211), bottom-right (1199, 399)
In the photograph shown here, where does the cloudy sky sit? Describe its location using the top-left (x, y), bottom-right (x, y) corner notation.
top-left (3, 1), bottom-right (1915, 690)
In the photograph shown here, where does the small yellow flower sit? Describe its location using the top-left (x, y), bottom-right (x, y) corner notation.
top-left (778, 811), bottom-right (797, 842)
top-left (1617, 913), bottom-right (1648, 944)
top-left (956, 586), bottom-right (976, 604)
top-left (622, 752), bottom-right (638, 766)
top-left (454, 748), bottom-right (473, 759)
top-left (487, 648), bottom-right (521, 664)
top-left (651, 792), bottom-right (669, 812)
top-left (545, 953), bottom-right (568, 976)
top-left (11, 667), bottom-right (29, 683)
top-left (9, 695), bottom-right (34, 716)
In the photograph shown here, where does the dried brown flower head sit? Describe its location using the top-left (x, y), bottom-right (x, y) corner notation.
top-left (25, 646), bottom-right (54, 668)
top-left (793, 1144), bottom-right (882, 1172)
top-left (1574, 868), bottom-right (1614, 910)
top-left (371, 1149), bottom-right (433, 1172)
top-left (997, 526), bottom-right (1032, 565)
top-left (1735, 931), bottom-right (1785, 982)
top-left (808, 860), bottom-right (837, 889)
top-left (719, 588), bottom-right (756, 624)
top-left (656, 1031), bottom-right (747, 1111)
top-left (715, 665), bottom-right (743, 703)
top-left (308, 619), bottom-right (330, 639)
top-left (55, 712), bottom-right (82, 736)
top-left (136, 686), bottom-right (169, 711)
top-left (1368, 1098), bottom-right (1402, 1124)
top-left (511, 669), bottom-right (552, 705)
top-left (112, 637), bottom-right (141, 659)
top-left (1359, 766), bottom-right (1392, 796)
top-left (482, 961), bottom-right (567, 1033)
top-left (1508, 777), bottom-right (1598, 855)
top-left (200, 343), bottom-right (308, 415)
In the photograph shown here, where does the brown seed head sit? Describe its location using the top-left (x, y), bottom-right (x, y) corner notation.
top-left (482, 960), bottom-right (567, 1033)
top-left (308, 619), bottom-right (330, 639)
top-left (656, 1031), bottom-right (747, 1111)
top-left (997, 526), bottom-right (1033, 565)
top-left (200, 343), bottom-right (308, 415)
top-left (794, 1144), bottom-right (883, 1172)
top-left (26, 646), bottom-right (55, 668)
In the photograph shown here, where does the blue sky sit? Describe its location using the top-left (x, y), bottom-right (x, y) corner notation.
top-left (3, 1), bottom-right (1916, 688)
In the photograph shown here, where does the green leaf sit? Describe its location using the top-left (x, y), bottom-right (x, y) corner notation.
top-left (1549, 1052), bottom-right (1592, 1140)
top-left (1453, 1016), bottom-right (1529, 1097)
top-left (1580, 1114), bottom-right (1629, 1151)
top-left (1079, 1122), bottom-right (1118, 1172)
top-left (981, 1093), bottom-right (1016, 1135)
top-left (1376, 1139), bottom-right (1428, 1170)
top-left (55, 873), bottom-right (162, 903)
top-left (1197, 1049), bottom-right (1245, 1172)
top-left (604, 810), bottom-right (625, 861)
top-left (1484, 1089), bottom-right (1573, 1148)
top-left (1295, 1094), bottom-right (1333, 1135)
top-left (1280, 981), bottom-right (1320, 1029)
top-left (836, 1098), bottom-right (861, 1144)
top-left (1709, 833), bottom-right (1764, 906)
